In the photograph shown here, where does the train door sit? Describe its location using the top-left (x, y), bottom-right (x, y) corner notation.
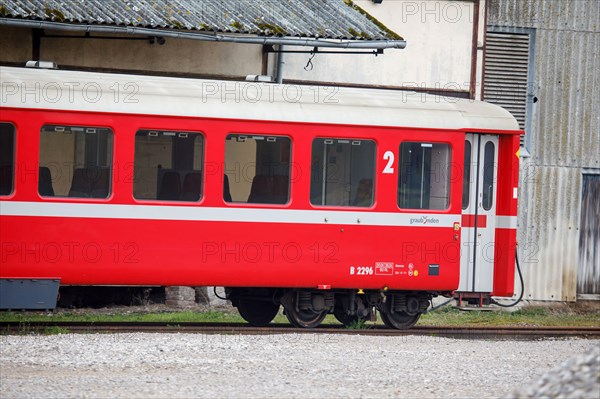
top-left (459, 134), bottom-right (499, 292)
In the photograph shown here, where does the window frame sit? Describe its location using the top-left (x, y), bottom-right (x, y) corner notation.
top-left (38, 124), bottom-right (114, 200)
top-left (132, 129), bottom-right (206, 203)
top-left (0, 122), bottom-right (16, 197)
top-left (462, 140), bottom-right (472, 210)
top-left (397, 140), bottom-right (453, 212)
top-left (309, 136), bottom-right (377, 209)
top-left (481, 141), bottom-right (496, 211)
top-left (223, 133), bottom-right (293, 206)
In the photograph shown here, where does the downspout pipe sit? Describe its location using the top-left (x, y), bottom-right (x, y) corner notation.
top-left (0, 19), bottom-right (407, 50)
top-left (275, 45), bottom-right (285, 84)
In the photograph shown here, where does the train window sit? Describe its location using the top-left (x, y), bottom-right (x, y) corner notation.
top-left (462, 141), bottom-right (471, 210)
top-left (224, 134), bottom-right (291, 204)
top-left (398, 142), bottom-right (451, 210)
top-left (39, 125), bottom-right (113, 198)
top-left (0, 123), bottom-right (15, 196)
top-left (134, 130), bottom-right (204, 201)
top-left (310, 138), bottom-right (376, 207)
top-left (482, 141), bottom-right (495, 211)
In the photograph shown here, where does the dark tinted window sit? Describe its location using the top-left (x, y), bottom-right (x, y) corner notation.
top-left (462, 140), bottom-right (471, 210)
top-left (134, 130), bottom-right (204, 201)
top-left (224, 134), bottom-right (291, 204)
top-left (482, 141), bottom-right (495, 211)
top-left (398, 142), bottom-right (451, 210)
top-left (39, 125), bottom-right (113, 198)
top-left (0, 123), bottom-right (15, 196)
top-left (310, 138), bottom-right (375, 207)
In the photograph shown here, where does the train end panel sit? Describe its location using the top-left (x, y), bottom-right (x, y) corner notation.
top-left (491, 132), bottom-right (521, 298)
top-left (456, 131), bottom-right (521, 304)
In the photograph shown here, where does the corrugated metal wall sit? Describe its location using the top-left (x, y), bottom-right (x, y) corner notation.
top-left (487, 0), bottom-right (600, 300)
top-left (484, 31), bottom-right (531, 131)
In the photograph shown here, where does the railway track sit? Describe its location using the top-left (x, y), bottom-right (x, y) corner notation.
top-left (1, 322), bottom-right (599, 339)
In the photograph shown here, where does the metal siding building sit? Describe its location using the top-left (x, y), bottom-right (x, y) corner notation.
top-left (487, 0), bottom-right (600, 300)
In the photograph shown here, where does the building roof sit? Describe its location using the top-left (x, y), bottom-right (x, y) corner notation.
top-left (0, 0), bottom-right (402, 41)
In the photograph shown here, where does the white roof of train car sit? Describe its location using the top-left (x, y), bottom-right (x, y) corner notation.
top-left (0, 66), bottom-right (520, 131)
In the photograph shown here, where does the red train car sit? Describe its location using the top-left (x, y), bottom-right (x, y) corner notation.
top-left (0, 66), bottom-right (521, 328)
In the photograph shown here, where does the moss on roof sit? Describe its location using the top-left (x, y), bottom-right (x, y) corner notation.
top-left (343, 0), bottom-right (403, 41)
top-left (0, 0), bottom-right (403, 42)
top-left (256, 22), bottom-right (288, 36)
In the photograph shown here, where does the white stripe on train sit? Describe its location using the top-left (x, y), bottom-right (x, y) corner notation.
top-left (0, 201), bottom-right (516, 229)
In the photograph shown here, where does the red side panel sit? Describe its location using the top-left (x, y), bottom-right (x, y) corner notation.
top-left (1, 107), bottom-right (466, 292)
top-left (0, 215), bottom-right (462, 289)
top-left (461, 214), bottom-right (487, 228)
top-left (492, 133), bottom-right (520, 296)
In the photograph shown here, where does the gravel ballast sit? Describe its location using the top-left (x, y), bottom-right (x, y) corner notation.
top-left (505, 345), bottom-right (599, 399)
top-left (1, 333), bottom-right (598, 398)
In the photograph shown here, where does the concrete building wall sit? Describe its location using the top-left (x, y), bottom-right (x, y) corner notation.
top-left (488, 0), bottom-right (600, 300)
top-left (284, 0), bottom-right (486, 99)
top-left (0, 25), bottom-right (264, 79)
top-left (0, 1), bottom-right (487, 98)
top-left (0, 26), bottom-right (32, 63)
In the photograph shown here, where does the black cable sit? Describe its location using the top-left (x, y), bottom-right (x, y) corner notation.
top-left (304, 52), bottom-right (316, 71)
top-left (491, 247), bottom-right (524, 307)
top-left (426, 297), bottom-right (455, 313)
top-left (213, 286), bottom-right (229, 301)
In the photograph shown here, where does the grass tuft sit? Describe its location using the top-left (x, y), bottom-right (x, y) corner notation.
top-left (418, 304), bottom-right (598, 327)
top-left (42, 326), bottom-right (70, 335)
top-left (345, 318), bottom-right (369, 330)
top-left (1, 303), bottom-right (598, 328)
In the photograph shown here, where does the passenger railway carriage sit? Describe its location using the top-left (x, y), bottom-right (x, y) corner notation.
top-left (0, 66), bottom-right (521, 329)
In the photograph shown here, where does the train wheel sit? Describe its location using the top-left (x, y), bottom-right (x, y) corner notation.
top-left (237, 299), bottom-right (280, 327)
top-left (284, 306), bottom-right (327, 328)
top-left (380, 309), bottom-right (421, 330)
top-left (333, 307), bottom-right (365, 327)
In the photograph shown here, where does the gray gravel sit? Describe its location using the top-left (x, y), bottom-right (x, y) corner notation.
top-left (505, 345), bottom-right (599, 399)
top-left (0, 333), bottom-right (598, 399)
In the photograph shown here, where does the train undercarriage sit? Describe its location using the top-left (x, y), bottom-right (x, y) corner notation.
top-left (226, 288), bottom-right (438, 329)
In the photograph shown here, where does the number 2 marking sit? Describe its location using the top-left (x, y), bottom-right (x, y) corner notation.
top-left (383, 151), bottom-right (395, 174)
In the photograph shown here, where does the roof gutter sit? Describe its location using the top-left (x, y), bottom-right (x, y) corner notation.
top-left (0, 18), bottom-right (407, 50)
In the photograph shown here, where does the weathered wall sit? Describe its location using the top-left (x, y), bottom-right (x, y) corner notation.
top-left (0, 1), bottom-right (487, 98)
top-left (488, 0), bottom-right (600, 300)
top-left (0, 26), bottom-right (32, 62)
top-left (284, 0), bottom-right (486, 98)
top-left (0, 26), bottom-right (264, 79)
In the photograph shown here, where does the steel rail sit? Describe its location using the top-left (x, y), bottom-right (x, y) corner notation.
top-left (1, 322), bottom-right (599, 339)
